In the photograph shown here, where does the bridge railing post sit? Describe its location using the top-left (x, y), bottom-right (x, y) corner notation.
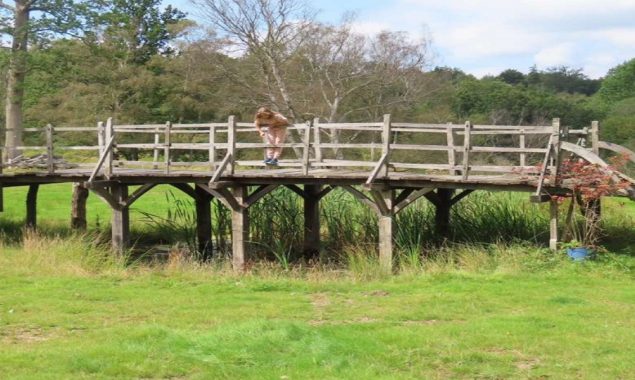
top-left (105, 117), bottom-right (114, 177)
top-left (551, 118), bottom-right (561, 185)
top-left (228, 115), bottom-right (236, 175)
top-left (462, 121), bottom-right (472, 180)
top-left (446, 123), bottom-right (457, 175)
top-left (302, 119), bottom-right (311, 175)
top-left (164, 121), bottom-right (172, 174)
top-left (380, 114), bottom-right (392, 177)
top-left (313, 117), bottom-right (322, 164)
top-left (591, 120), bottom-right (599, 155)
top-left (45, 124), bottom-right (54, 174)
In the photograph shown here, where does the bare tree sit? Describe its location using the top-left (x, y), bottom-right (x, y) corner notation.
top-left (190, 0), bottom-right (316, 121)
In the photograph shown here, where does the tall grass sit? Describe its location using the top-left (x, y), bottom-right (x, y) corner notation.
top-left (2, 186), bottom-right (633, 274)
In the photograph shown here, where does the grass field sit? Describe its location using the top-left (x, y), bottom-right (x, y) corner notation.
top-left (1, 184), bottom-right (634, 378)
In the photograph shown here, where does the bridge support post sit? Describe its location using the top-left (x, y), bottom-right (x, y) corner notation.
top-left (549, 198), bottom-right (559, 251)
top-left (195, 185), bottom-right (213, 261)
top-left (231, 186), bottom-right (249, 271)
top-left (435, 188), bottom-right (454, 240)
top-left (71, 182), bottom-right (89, 230)
top-left (26, 184), bottom-right (39, 229)
top-left (111, 184), bottom-right (130, 254)
top-left (303, 184), bottom-right (321, 259)
top-left (374, 189), bottom-right (394, 273)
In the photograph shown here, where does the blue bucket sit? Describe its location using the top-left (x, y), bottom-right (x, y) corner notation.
top-left (566, 247), bottom-right (591, 261)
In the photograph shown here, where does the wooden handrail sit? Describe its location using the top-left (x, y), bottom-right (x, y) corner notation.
top-left (88, 135), bottom-right (116, 183)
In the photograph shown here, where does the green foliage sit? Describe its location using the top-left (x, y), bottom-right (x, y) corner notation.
top-left (598, 58), bottom-right (635, 104)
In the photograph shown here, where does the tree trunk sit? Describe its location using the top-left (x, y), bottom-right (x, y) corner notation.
top-left (4, 1), bottom-right (30, 160)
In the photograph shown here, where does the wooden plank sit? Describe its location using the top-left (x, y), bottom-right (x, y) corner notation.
top-left (314, 122), bottom-right (383, 128)
top-left (164, 121), bottom-right (172, 174)
top-left (105, 118), bottom-right (114, 177)
top-left (48, 127), bottom-right (97, 132)
top-left (591, 121), bottom-right (599, 155)
top-left (390, 144), bottom-right (452, 151)
top-left (111, 184), bottom-right (130, 254)
top-left (55, 146), bottom-right (101, 151)
top-left (209, 124), bottom-right (216, 172)
top-left (469, 147), bottom-right (548, 154)
top-left (97, 121), bottom-right (105, 154)
top-left (391, 123), bottom-right (451, 129)
top-left (153, 126), bottom-right (160, 169)
top-left (447, 124), bottom-right (457, 175)
top-left (194, 185), bottom-right (213, 260)
top-left (88, 135), bottom-right (115, 182)
top-left (533, 135), bottom-right (554, 199)
top-left (376, 189), bottom-right (394, 273)
top-left (46, 124), bottom-right (54, 174)
top-left (391, 128), bottom-right (448, 133)
top-left (456, 129), bottom-right (552, 136)
top-left (394, 187), bottom-right (434, 214)
top-left (341, 185), bottom-right (379, 214)
top-left (462, 121), bottom-right (472, 180)
top-left (519, 128), bottom-right (526, 167)
top-left (228, 116), bottom-right (236, 175)
top-left (126, 183), bottom-right (156, 207)
top-left (380, 114), bottom-right (391, 177)
top-left (210, 152), bottom-right (233, 184)
top-left (550, 118), bottom-right (561, 185)
top-left (244, 184), bottom-right (278, 207)
top-left (302, 121), bottom-right (311, 175)
top-left (313, 118), bottom-right (323, 163)
top-left (365, 153), bottom-right (389, 186)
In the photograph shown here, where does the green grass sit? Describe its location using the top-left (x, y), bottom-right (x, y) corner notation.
top-left (0, 238), bottom-right (634, 379)
top-left (1, 185), bottom-right (635, 378)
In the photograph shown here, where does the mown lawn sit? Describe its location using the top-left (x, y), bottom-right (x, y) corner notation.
top-left (1, 244), bottom-right (634, 379)
top-left (1, 184), bottom-right (635, 378)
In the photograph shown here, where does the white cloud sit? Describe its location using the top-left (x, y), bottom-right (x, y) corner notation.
top-left (534, 44), bottom-right (574, 67)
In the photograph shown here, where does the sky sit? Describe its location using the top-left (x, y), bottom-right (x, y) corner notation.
top-left (169, 0), bottom-right (635, 79)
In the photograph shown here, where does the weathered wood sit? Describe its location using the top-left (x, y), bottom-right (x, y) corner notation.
top-left (227, 116), bottom-right (236, 175)
top-left (88, 135), bottom-right (115, 183)
top-left (111, 184), bottom-right (130, 254)
top-left (341, 185), bottom-right (379, 214)
top-left (231, 186), bottom-right (248, 271)
top-left (70, 182), bottom-right (89, 230)
top-left (46, 124), bottom-right (54, 174)
top-left (126, 184), bottom-right (156, 206)
top-left (591, 121), bottom-right (599, 155)
top-left (550, 118), bottom-right (561, 185)
top-left (164, 121), bottom-right (172, 174)
top-left (313, 118), bottom-right (322, 163)
top-left (365, 153), bottom-right (389, 186)
top-left (380, 114), bottom-right (392, 177)
top-left (209, 124), bottom-right (216, 171)
top-left (519, 128), bottom-right (526, 167)
top-left (285, 184), bottom-right (307, 199)
top-left (244, 184), bottom-right (278, 207)
top-left (26, 184), bottom-right (39, 229)
top-left (302, 121), bottom-right (311, 175)
top-left (462, 121), bottom-right (472, 180)
top-left (210, 152), bottom-right (233, 184)
top-left (434, 188), bottom-right (454, 239)
top-left (449, 189), bottom-right (474, 206)
top-left (153, 126), bottom-right (160, 169)
top-left (97, 121), bottom-right (105, 154)
top-left (533, 135), bottom-right (554, 200)
top-left (195, 185), bottom-right (213, 260)
top-left (105, 118), bottom-right (114, 177)
top-left (447, 124), bottom-right (457, 175)
top-left (53, 127), bottom-right (99, 132)
top-left (550, 198), bottom-right (559, 250)
top-left (394, 187), bottom-right (434, 214)
top-left (389, 144), bottom-right (451, 151)
top-left (303, 184), bottom-right (321, 258)
top-left (375, 189), bottom-right (394, 273)
top-left (469, 146), bottom-right (548, 154)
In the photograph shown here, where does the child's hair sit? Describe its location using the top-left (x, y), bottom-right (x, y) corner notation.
top-left (255, 107), bottom-right (273, 119)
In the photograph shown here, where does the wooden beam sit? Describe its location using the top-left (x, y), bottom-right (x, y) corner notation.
top-left (26, 184), bottom-right (39, 229)
top-left (227, 115), bottom-right (236, 175)
top-left (550, 198), bottom-right (559, 251)
top-left (231, 186), bottom-right (249, 271)
top-left (285, 184), bottom-right (308, 200)
top-left (197, 185), bottom-right (241, 212)
top-left (316, 185), bottom-right (334, 200)
top-left (462, 121), bottom-right (472, 180)
top-left (365, 152), bottom-right (389, 187)
top-left (550, 118), bottom-right (561, 185)
top-left (195, 185), bottom-right (213, 261)
top-left (313, 117), bottom-right (322, 163)
top-left (380, 114), bottom-right (392, 177)
top-left (376, 189), bottom-right (394, 273)
top-left (303, 184), bottom-right (321, 258)
top-left (244, 184), bottom-right (278, 207)
top-left (591, 121), bottom-right (599, 155)
top-left (89, 186), bottom-right (121, 210)
top-left (153, 125), bottom-right (161, 169)
top-left (446, 123), bottom-right (457, 175)
top-left (71, 182), bottom-right (89, 230)
top-left (341, 185), bottom-right (379, 214)
top-left (449, 189), bottom-right (474, 206)
top-left (105, 118), bottom-right (114, 177)
top-left (434, 189), bottom-right (454, 239)
top-left (164, 121), bottom-right (172, 174)
top-left (126, 184), bottom-right (157, 206)
top-left (46, 124), bottom-right (54, 174)
top-left (302, 121), bottom-right (311, 175)
top-left (394, 187), bottom-right (434, 214)
top-left (111, 184), bottom-right (130, 254)
top-left (209, 152), bottom-right (232, 184)
top-left (88, 135), bottom-right (115, 183)
top-left (169, 183), bottom-right (196, 199)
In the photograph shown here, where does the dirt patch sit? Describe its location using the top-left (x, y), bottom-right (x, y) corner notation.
top-left (365, 290), bottom-right (390, 297)
top-left (1, 326), bottom-right (54, 344)
top-left (486, 348), bottom-right (541, 371)
top-left (310, 293), bottom-right (331, 308)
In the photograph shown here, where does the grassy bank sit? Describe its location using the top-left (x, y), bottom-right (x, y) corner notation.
top-left (1, 234), bottom-right (634, 379)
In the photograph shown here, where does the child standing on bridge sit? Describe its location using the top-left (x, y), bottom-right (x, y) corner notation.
top-left (254, 107), bottom-right (290, 166)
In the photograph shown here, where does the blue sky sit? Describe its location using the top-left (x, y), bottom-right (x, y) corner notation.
top-left (168, 0), bottom-right (635, 79)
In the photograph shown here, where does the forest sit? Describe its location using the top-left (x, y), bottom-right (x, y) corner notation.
top-left (1, 0), bottom-right (634, 158)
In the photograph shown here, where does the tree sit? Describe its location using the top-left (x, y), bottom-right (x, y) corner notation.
top-left (497, 69), bottom-right (525, 86)
top-left (598, 58), bottom-right (635, 104)
top-left (0, 0), bottom-right (104, 159)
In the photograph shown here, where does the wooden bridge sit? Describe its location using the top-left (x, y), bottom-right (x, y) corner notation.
top-left (1, 116), bottom-right (634, 270)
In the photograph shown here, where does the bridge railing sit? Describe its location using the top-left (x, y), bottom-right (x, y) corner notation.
top-left (1, 116), bottom-right (586, 184)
